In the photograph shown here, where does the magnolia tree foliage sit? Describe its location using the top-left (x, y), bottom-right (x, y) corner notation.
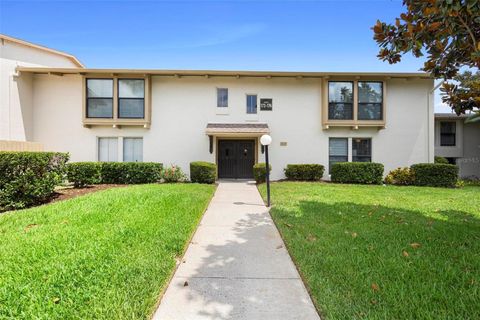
top-left (372, 0), bottom-right (480, 118)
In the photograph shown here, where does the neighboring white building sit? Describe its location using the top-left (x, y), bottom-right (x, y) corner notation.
top-left (1, 34), bottom-right (436, 180)
top-left (435, 113), bottom-right (480, 179)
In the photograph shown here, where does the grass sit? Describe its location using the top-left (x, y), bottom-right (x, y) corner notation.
top-left (0, 184), bottom-right (215, 319)
top-left (258, 182), bottom-right (480, 319)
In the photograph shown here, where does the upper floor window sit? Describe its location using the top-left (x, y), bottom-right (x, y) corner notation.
top-left (87, 79), bottom-right (113, 118)
top-left (247, 94), bottom-right (257, 114)
top-left (217, 88), bottom-right (228, 108)
top-left (118, 79), bottom-right (145, 118)
top-left (440, 121), bottom-right (456, 146)
top-left (352, 138), bottom-right (372, 162)
top-left (328, 82), bottom-right (353, 120)
top-left (358, 82), bottom-right (383, 120)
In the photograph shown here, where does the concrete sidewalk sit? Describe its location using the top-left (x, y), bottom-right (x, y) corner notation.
top-left (153, 181), bottom-right (320, 320)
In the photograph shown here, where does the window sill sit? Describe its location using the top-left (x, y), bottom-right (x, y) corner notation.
top-left (323, 120), bottom-right (385, 130)
top-left (83, 118), bottom-right (150, 128)
top-left (216, 107), bottom-right (230, 115)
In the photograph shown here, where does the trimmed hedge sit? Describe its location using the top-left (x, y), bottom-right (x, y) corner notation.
top-left (66, 162), bottom-right (101, 187)
top-left (253, 163), bottom-right (272, 184)
top-left (0, 152), bottom-right (69, 211)
top-left (434, 156), bottom-right (449, 164)
top-left (190, 161), bottom-right (216, 184)
top-left (331, 162), bottom-right (384, 185)
top-left (410, 163), bottom-right (458, 188)
top-left (100, 162), bottom-right (162, 184)
top-left (284, 164), bottom-right (324, 181)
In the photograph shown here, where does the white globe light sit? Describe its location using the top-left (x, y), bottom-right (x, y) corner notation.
top-left (260, 134), bottom-right (272, 146)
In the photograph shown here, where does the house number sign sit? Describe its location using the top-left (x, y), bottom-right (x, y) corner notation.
top-left (260, 98), bottom-right (273, 111)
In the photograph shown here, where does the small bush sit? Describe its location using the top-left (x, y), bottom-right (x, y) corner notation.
top-left (434, 156), bottom-right (449, 164)
top-left (161, 165), bottom-right (187, 183)
top-left (331, 162), bottom-right (384, 185)
top-left (284, 164), bottom-right (325, 181)
top-left (0, 152), bottom-right (69, 211)
top-left (384, 167), bottom-right (414, 186)
top-left (100, 162), bottom-right (162, 184)
top-left (410, 163), bottom-right (458, 188)
top-left (253, 163), bottom-right (272, 184)
top-left (66, 162), bottom-right (101, 187)
top-left (190, 161), bottom-right (216, 184)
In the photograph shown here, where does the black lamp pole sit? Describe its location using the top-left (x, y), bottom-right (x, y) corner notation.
top-left (265, 144), bottom-right (270, 207)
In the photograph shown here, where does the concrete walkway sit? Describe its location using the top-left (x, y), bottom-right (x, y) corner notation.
top-left (153, 181), bottom-right (320, 320)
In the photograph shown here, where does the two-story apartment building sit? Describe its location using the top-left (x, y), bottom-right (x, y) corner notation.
top-left (1, 34), bottom-right (435, 180)
top-left (435, 113), bottom-right (480, 179)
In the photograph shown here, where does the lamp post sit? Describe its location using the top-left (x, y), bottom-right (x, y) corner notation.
top-left (260, 134), bottom-right (272, 207)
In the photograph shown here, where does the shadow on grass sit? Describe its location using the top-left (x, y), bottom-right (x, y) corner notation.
top-left (269, 200), bottom-right (480, 319)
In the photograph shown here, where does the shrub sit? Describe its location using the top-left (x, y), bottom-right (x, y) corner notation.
top-left (190, 161), bottom-right (216, 184)
top-left (253, 163), bottom-right (272, 184)
top-left (284, 164), bottom-right (325, 181)
top-left (384, 167), bottom-right (414, 186)
top-left (100, 162), bottom-right (162, 184)
top-left (331, 162), bottom-right (384, 185)
top-left (0, 152), bottom-right (69, 211)
top-left (410, 163), bottom-right (458, 188)
top-left (161, 165), bottom-right (187, 183)
top-left (434, 156), bottom-right (449, 164)
top-left (66, 162), bottom-right (101, 187)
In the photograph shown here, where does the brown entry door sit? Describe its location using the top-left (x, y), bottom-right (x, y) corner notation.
top-left (218, 140), bottom-right (255, 179)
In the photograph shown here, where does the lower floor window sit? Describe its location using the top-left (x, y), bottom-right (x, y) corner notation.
top-left (98, 137), bottom-right (118, 162)
top-left (329, 138), bottom-right (348, 173)
top-left (352, 138), bottom-right (372, 162)
top-left (123, 137), bottom-right (143, 162)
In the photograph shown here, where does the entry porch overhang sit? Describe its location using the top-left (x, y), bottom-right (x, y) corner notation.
top-left (205, 123), bottom-right (270, 137)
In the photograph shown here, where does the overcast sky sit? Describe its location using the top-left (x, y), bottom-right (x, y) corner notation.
top-left (0, 0), bottom-right (451, 112)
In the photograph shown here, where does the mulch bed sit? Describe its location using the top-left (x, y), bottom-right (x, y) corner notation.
top-left (50, 184), bottom-right (126, 203)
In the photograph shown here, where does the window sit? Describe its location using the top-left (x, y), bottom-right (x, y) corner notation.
top-left (440, 121), bottom-right (456, 146)
top-left (329, 138), bottom-right (348, 173)
top-left (98, 137), bottom-right (118, 162)
top-left (246, 95), bottom-right (257, 114)
top-left (118, 79), bottom-right (145, 118)
top-left (328, 82), bottom-right (353, 120)
top-left (358, 82), bottom-right (383, 120)
top-left (87, 79), bottom-right (113, 118)
top-left (217, 88), bottom-right (228, 108)
top-left (352, 138), bottom-right (372, 162)
top-left (123, 138), bottom-right (143, 162)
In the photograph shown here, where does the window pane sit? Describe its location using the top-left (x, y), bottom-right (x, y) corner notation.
top-left (329, 82), bottom-right (353, 103)
top-left (352, 138), bottom-right (372, 162)
top-left (440, 122), bottom-right (456, 146)
top-left (329, 103), bottom-right (353, 120)
top-left (87, 98), bottom-right (113, 118)
top-left (119, 79), bottom-right (144, 98)
top-left (247, 95), bottom-right (257, 114)
top-left (119, 99), bottom-right (144, 118)
top-left (358, 103), bottom-right (382, 120)
top-left (87, 79), bottom-right (113, 98)
top-left (98, 138), bottom-right (118, 162)
top-left (358, 82), bottom-right (382, 103)
top-left (217, 88), bottom-right (228, 108)
top-left (329, 138), bottom-right (348, 156)
top-left (123, 138), bottom-right (143, 162)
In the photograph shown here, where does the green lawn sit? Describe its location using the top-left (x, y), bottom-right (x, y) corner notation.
top-left (259, 182), bottom-right (480, 319)
top-left (0, 184), bottom-right (215, 319)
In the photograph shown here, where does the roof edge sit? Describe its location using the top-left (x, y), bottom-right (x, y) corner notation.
top-left (14, 67), bottom-right (431, 78)
top-left (1, 34), bottom-right (85, 68)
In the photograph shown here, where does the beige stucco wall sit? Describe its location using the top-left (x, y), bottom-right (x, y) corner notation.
top-left (30, 74), bottom-right (433, 180)
top-left (0, 39), bottom-right (79, 141)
